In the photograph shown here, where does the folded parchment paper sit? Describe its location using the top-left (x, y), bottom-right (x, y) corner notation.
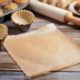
top-left (4, 23), bottom-right (80, 76)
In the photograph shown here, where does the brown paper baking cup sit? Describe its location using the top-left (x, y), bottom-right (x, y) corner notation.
top-left (0, 24), bottom-right (8, 40)
top-left (11, 10), bottom-right (34, 32)
top-left (11, 10), bottom-right (34, 25)
top-left (0, 24), bottom-right (8, 50)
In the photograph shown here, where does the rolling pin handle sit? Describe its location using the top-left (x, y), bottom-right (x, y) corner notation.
top-left (64, 11), bottom-right (80, 26)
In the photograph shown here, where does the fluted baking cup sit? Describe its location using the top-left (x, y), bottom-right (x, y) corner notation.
top-left (0, 24), bottom-right (8, 50)
top-left (0, 24), bottom-right (8, 40)
top-left (11, 10), bottom-right (34, 32)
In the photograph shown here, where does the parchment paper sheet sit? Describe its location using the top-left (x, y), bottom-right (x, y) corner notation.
top-left (4, 24), bottom-right (80, 76)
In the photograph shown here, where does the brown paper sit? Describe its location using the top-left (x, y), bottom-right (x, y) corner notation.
top-left (4, 23), bottom-right (80, 76)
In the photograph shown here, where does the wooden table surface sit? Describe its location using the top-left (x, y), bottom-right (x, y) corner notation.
top-left (0, 12), bottom-right (80, 80)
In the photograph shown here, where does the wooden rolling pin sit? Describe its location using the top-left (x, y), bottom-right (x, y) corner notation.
top-left (29, 0), bottom-right (80, 26)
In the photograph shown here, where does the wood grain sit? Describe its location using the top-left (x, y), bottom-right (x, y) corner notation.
top-left (0, 71), bottom-right (80, 80)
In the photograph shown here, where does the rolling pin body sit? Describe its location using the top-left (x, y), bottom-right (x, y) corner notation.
top-left (29, 0), bottom-right (68, 22)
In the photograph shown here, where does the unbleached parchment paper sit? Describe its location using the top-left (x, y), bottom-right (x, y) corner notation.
top-left (4, 23), bottom-right (80, 76)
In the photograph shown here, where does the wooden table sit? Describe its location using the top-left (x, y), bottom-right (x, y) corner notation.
top-left (0, 12), bottom-right (80, 80)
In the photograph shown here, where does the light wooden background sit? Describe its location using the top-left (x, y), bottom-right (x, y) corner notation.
top-left (0, 12), bottom-right (80, 80)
